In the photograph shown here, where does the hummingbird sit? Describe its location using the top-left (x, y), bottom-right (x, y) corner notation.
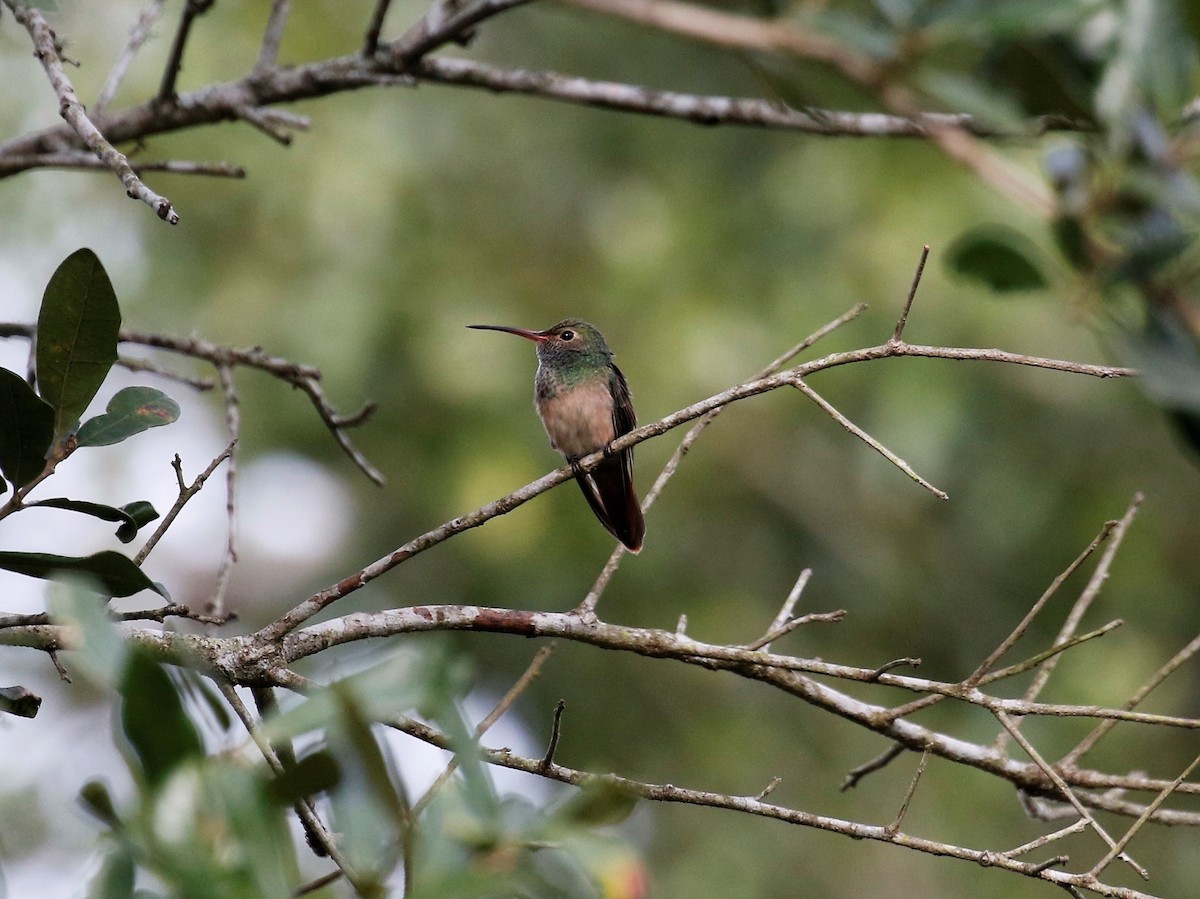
top-left (469, 319), bottom-right (645, 553)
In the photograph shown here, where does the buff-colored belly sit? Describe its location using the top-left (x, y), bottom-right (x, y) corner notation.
top-left (538, 380), bottom-right (615, 458)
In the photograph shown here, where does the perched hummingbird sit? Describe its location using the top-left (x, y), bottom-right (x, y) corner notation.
top-left (469, 319), bottom-right (645, 553)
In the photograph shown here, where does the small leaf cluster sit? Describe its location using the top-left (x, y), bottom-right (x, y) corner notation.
top-left (0, 249), bottom-right (179, 597)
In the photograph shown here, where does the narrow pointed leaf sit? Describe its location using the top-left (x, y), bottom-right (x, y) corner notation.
top-left (27, 497), bottom-right (159, 544)
top-left (0, 549), bottom-right (168, 598)
top-left (0, 367), bottom-right (55, 487)
top-left (119, 649), bottom-right (204, 787)
top-left (77, 387), bottom-right (180, 447)
top-left (36, 249), bottom-right (121, 439)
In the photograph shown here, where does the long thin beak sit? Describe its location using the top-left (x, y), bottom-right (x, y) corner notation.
top-left (467, 324), bottom-right (548, 342)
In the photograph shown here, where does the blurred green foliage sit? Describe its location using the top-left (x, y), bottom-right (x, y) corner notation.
top-left (4, 0), bottom-right (1200, 896)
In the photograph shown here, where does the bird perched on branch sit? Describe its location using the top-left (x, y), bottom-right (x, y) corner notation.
top-left (469, 319), bottom-right (645, 553)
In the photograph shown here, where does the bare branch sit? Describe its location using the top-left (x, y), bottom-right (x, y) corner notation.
top-left (995, 710), bottom-right (1147, 880)
top-left (754, 568), bottom-right (813, 653)
top-left (208, 365), bottom-right (240, 617)
top-left (259, 335), bottom-right (1132, 639)
top-left (885, 748), bottom-right (930, 835)
top-left (254, 0), bottom-right (291, 74)
top-left (94, 0), bottom-right (167, 116)
top-left (363, 0), bottom-right (396, 56)
top-left (158, 0), bottom-right (215, 103)
top-left (0, 153), bottom-right (245, 178)
top-left (1063, 630), bottom-right (1200, 768)
top-left (2, 1), bottom-right (180, 223)
top-left (379, 712), bottom-right (1159, 899)
top-left (539, 698), bottom-right (566, 771)
top-left (891, 245), bottom-right (930, 344)
top-left (843, 743), bottom-right (905, 791)
top-left (793, 377), bottom-right (949, 499)
top-left (135, 443), bottom-right (236, 564)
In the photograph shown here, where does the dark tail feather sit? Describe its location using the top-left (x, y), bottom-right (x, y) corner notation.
top-left (575, 455), bottom-right (645, 553)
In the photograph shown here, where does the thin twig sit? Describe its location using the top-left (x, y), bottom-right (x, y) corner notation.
top-left (0, 153), bottom-right (246, 178)
top-left (379, 712), bottom-right (1159, 898)
top-left (391, 0), bottom-right (533, 64)
top-left (885, 748), bottom-right (930, 834)
top-left (978, 620), bottom-right (1124, 686)
top-left (743, 609), bottom-right (845, 652)
top-left (208, 365), bottom-right (240, 617)
top-left (995, 710), bottom-right (1147, 880)
top-left (254, 0), bottom-right (291, 73)
top-left (995, 495), bottom-right (1141, 753)
top-left (1063, 631), bottom-right (1200, 767)
top-left (793, 378), bottom-right (948, 499)
top-left (293, 870), bottom-right (342, 897)
top-left (891, 245), bottom-right (930, 343)
top-left (842, 743), bottom-right (904, 791)
top-left (3, 1), bottom-right (179, 222)
top-left (94, 0), bottom-right (167, 115)
top-left (755, 568), bottom-right (812, 653)
top-left (970, 520), bottom-right (1117, 686)
top-left (216, 681), bottom-right (361, 884)
top-left (157, 0), bottom-right (215, 103)
top-left (868, 658), bottom-right (921, 681)
top-left (135, 443), bottom-right (236, 564)
top-left (1089, 751), bottom-right (1200, 877)
top-left (410, 644), bottom-right (556, 817)
top-left (755, 776), bottom-right (782, 801)
top-left (1003, 820), bottom-right (1089, 858)
top-left (575, 304), bottom-right (868, 617)
top-left (539, 699), bottom-right (566, 771)
top-left (363, 0), bottom-right (395, 55)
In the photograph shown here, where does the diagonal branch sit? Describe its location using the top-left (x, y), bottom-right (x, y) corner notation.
top-left (2, 1), bottom-right (180, 223)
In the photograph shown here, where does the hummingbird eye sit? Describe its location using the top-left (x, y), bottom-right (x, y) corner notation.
top-left (559, 329), bottom-right (575, 341)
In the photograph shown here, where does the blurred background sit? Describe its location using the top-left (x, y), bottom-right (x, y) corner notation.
top-left (1, 1), bottom-right (1198, 896)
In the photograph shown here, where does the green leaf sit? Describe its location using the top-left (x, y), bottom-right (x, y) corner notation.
top-left (553, 780), bottom-right (638, 828)
top-left (27, 497), bottom-right (160, 544)
top-left (87, 847), bottom-right (135, 899)
top-left (119, 649), bottom-right (204, 787)
top-left (36, 249), bottom-right (121, 439)
top-left (945, 226), bottom-right (1048, 293)
top-left (118, 501), bottom-right (160, 541)
top-left (79, 780), bottom-right (121, 828)
top-left (263, 651), bottom-right (438, 742)
top-left (267, 750), bottom-right (341, 806)
top-left (48, 579), bottom-right (130, 686)
top-left (0, 367), bottom-right (55, 488)
top-left (0, 549), bottom-right (168, 598)
top-left (0, 685), bottom-right (42, 719)
top-left (77, 387), bottom-right (181, 447)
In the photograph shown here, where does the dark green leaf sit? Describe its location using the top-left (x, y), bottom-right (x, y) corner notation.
top-left (267, 750), bottom-right (341, 805)
top-left (553, 780), bottom-right (638, 828)
top-left (27, 497), bottom-right (159, 544)
top-left (79, 779), bottom-right (121, 828)
top-left (36, 249), bottom-right (121, 439)
top-left (77, 387), bottom-right (181, 447)
top-left (0, 367), bottom-right (55, 487)
top-left (0, 549), bottom-right (168, 598)
top-left (946, 226), bottom-right (1048, 293)
top-left (119, 649), bottom-right (204, 787)
top-left (87, 848), bottom-right (135, 899)
top-left (0, 685), bottom-right (42, 718)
